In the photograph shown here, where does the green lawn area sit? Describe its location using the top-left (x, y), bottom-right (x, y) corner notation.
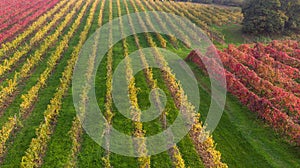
top-left (186, 63), bottom-right (300, 167)
top-left (212, 24), bottom-right (246, 48)
top-left (1, 0), bottom-right (299, 167)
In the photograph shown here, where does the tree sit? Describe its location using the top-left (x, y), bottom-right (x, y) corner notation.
top-left (242, 0), bottom-right (299, 34)
top-left (242, 0), bottom-right (288, 34)
top-left (281, 0), bottom-right (300, 31)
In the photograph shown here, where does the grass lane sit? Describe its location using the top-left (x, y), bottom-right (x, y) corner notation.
top-left (41, 1), bottom-right (103, 167)
top-left (185, 62), bottom-right (300, 167)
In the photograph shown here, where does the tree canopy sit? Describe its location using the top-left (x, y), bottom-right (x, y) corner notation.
top-left (242, 0), bottom-right (300, 34)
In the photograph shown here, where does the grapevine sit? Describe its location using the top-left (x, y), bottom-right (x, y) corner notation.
top-left (129, 0), bottom-right (227, 167)
top-left (20, 1), bottom-right (93, 166)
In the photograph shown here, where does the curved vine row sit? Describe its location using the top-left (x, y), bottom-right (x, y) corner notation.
top-left (0, 0), bottom-right (75, 77)
top-left (123, 0), bottom-right (151, 167)
top-left (129, 0), bottom-right (227, 167)
top-left (19, 1), bottom-right (92, 166)
top-left (0, 0), bottom-right (83, 114)
top-left (0, 0), bottom-right (68, 59)
top-left (65, 0), bottom-right (102, 167)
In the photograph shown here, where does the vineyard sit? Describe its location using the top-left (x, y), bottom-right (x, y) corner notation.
top-left (0, 0), bottom-right (299, 167)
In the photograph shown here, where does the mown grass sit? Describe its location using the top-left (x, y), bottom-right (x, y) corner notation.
top-left (0, 2), bottom-right (92, 167)
top-left (0, 2), bottom-right (83, 128)
top-left (212, 23), bottom-right (245, 48)
top-left (82, 1), bottom-right (300, 167)
top-left (184, 62), bottom-right (300, 167)
top-left (41, 1), bottom-right (103, 167)
top-left (78, 1), bottom-right (137, 167)
top-left (1, 13), bottom-right (89, 168)
top-left (1, 0), bottom-right (299, 167)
